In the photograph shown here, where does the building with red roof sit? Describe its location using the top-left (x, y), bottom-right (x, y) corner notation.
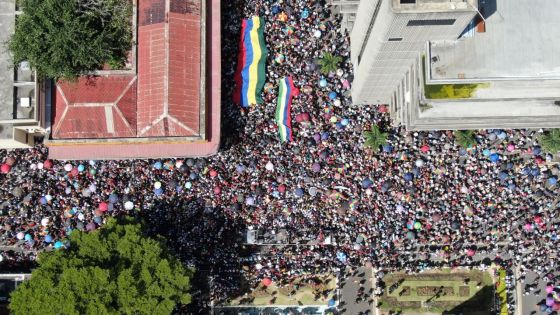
top-left (47, 0), bottom-right (220, 159)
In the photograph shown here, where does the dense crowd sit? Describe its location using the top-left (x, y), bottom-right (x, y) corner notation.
top-left (0, 0), bottom-right (559, 310)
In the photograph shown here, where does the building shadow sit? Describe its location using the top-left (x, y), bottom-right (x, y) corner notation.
top-left (218, 0), bottom-right (249, 152)
top-left (478, 0), bottom-right (497, 19)
top-left (442, 285), bottom-right (494, 315)
top-left (141, 197), bottom-right (252, 314)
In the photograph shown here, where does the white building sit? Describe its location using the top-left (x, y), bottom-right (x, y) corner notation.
top-left (332, 0), bottom-right (560, 130)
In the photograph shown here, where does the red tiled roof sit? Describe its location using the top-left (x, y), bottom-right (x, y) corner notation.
top-left (137, 0), bottom-right (201, 137)
top-left (52, 0), bottom-right (203, 140)
top-left (53, 76), bottom-right (137, 139)
top-left (48, 0), bottom-right (221, 160)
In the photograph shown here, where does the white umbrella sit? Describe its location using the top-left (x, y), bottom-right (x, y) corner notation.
top-left (37, 162), bottom-right (44, 170)
top-left (154, 181), bottom-right (162, 189)
top-left (415, 159), bottom-right (424, 167)
top-left (41, 217), bottom-right (50, 227)
top-left (124, 201), bottom-right (134, 210)
top-left (265, 161), bottom-right (274, 171)
top-left (255, 263), bottom-right (263, 270)
top-left (16, 232), bottom-right (24, 240)
top-left (314, 30), bottom-right (321, 38)
top-left (88, 184), bottom-right (97, 192)
top-left (64, 163), bottom-right (73, 172)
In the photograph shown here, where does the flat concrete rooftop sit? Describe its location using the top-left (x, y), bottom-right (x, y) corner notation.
top-left (0, 0), bottom-right (15, 124)
top-left (393, 0), bottom-right (476, 12)
top-left (430, 0), bottom-right (560, 80)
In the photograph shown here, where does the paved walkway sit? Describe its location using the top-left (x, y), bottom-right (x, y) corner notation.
top-left (339, 267), bottom-right (374, 315)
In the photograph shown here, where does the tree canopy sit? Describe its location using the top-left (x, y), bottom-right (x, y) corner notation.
top-left (9, 217), bottom-right (193, 315)
top-left (9, 0), bottom-right (132, 79)
top-left (364, 125), bottom-right (388, 152)
top-left (539, 129), bottom-right (560, 154)
top-left (454, 130), bottom-right (478, 149)
top-left (318, 52), bottom-right (342, 75)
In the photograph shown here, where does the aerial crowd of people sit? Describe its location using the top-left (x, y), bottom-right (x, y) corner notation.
top-left (0, 0), bottom-right (559, 312)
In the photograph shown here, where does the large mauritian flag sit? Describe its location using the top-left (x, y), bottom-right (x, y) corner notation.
top-left (275, 76), bottom-right (299, 143)
top-left (233, 16), bottom-right (268, 108)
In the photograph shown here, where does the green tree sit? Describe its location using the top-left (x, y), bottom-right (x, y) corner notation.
top-left (364, 125), bottom-right (388, 152)
top-left (9, 217), bottom-right (193, 315)
top-left (8, 0), bottom-right (132, 79)
top-left (317, 52), bottom-right (342, 75)
top-left (454, 130), bottom-right (477, 148)
top-left (539, 129), bottom-right (560, 154)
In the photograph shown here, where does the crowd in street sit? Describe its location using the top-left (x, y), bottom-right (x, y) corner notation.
top-left (0, 0), bottom-right (559, 310)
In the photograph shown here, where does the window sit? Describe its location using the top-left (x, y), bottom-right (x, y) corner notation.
top-left (407, 19), bottom-right (456, 26)
top-left (388, 37), bottom-right (403, 41)
top-left (400, 0), bottom-right (416, 3)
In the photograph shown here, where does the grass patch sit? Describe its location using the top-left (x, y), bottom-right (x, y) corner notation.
top-left (497, 269), bottom-right (508, 315)
top-left (422, 56), bottom-right (488, 99)
top-left (379, 269), bottom-right (494, 314)
top-left (228, 275), bottom-right (336, 306)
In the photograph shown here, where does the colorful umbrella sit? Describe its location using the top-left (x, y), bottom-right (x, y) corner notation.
top-left (406, 231), bottom-right (415, 240)
top-left (99, 202), bottom-right (109, 212)
top-left (277, 11), bottom-right (288, 22)
top-left (262, 278), bottom-right (273, 286)
top-left (336, 251), bottom-right (347, 262)
top-left (43, 160), bottom-right (53, 169)
top-left (274, 53), bottom-right (285, 64)
top-left (124, 201), bottom-right (134, 210)
top-left (0, 164), bottom-right (11, 174)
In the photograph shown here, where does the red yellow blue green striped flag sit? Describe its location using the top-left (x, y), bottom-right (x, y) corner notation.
top-left (233, 16), bottom-right (268, 108)
top-left (275, 76), bottom-right (299, 142)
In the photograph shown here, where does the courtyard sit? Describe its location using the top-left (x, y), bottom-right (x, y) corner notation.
top-left (228, 275), bottom-right (337, 307)
top-left (379, 268), bottom-right (495, 315)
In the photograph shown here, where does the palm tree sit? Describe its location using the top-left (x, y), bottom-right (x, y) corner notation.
top-left (454, 130), bottom-right (477, 148)
top-left (364, 125), bottom-right (388, 152)
top-left (539, 129), bottom-right (560, 154)
top-left (318, 52), bottom-right (342, 75)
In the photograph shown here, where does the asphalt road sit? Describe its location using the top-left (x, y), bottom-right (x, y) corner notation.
top-left (339, 267), bottom-right (374, 315)
top-left (519, 270), bottom-right (549, 315)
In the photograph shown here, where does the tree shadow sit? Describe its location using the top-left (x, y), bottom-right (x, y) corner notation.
top-left (141, 197), bottom-right (253, 314)
top-left (443, 285), bottom-right (494, 315)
